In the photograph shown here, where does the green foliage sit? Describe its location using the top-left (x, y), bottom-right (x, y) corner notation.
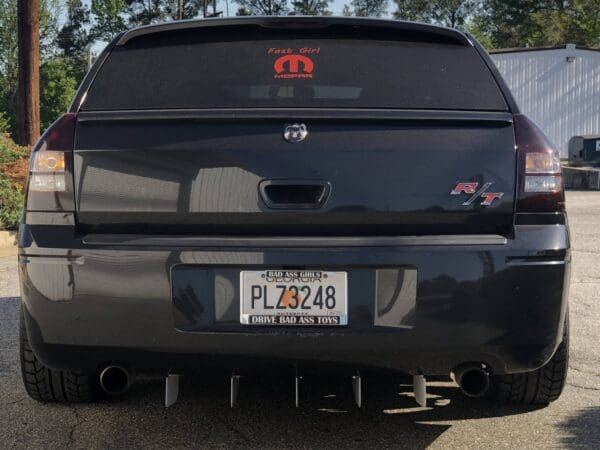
top-left (0, 174), bottom-right (22, 230)
top-left (40, 59), bottom-right (78, 131)
top-left (57, 0), bottom-right (92, 76)
top-left (477, 0), bottom-right (600, 49)
top-left (344, 0), bottom-right (388, 17)
top-left (571, 0), bottom-right (600, 46)
top-left (0, 111), bottom-right (10, 134)
top-left (0, 0), bottom-right (19, 136)
top-left (91, 0), bottom-right (127, 42)
top-left (465, 12), bottom-right (494, 48)
top-left (234, 0), bottom-right (289, 15)
top-left (0, 132), bottom-right (27, 164)
top-left (292, 0), bottom-right (331, 15)
top-left (0, 133), bottom-right (27, 230)
top-left (394, 0), bottom-right (477, 29)
top-left (0, 0), bottom-right (61, 137)
top-left (125, 0), bottom-right (166, 25)
top-left (164, 0), bottom-right (207, 20)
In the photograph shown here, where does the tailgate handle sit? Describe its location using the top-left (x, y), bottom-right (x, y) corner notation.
top-left (259, 180), bottom-right (331, 209)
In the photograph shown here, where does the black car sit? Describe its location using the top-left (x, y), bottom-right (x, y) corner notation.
top-left (19, 17), bottom-right (570, 407)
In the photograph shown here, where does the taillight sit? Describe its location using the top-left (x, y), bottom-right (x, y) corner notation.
top-left (26, 113), bottom-right (76, 211)
top-left (514, 114), bottom-right (564, 212)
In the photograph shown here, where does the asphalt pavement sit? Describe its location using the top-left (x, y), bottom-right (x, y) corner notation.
top-left (0, 191), bottom-right (598, 449)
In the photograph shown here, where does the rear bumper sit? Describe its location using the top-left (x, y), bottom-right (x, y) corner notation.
top-left (19, 224), bottom-right (570, 376)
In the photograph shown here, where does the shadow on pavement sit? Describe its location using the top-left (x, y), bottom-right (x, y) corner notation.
top-left (0, 294), bottom-right (551, 448)
top-left (556, 407), bottom-right (600, 449)
top-left (81, 375), bottom-right (544, 449)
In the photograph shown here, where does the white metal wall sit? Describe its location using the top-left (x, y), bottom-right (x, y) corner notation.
top-left (491, 46), bottom-right (600, 158)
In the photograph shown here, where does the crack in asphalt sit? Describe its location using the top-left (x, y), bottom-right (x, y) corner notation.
top-left (213, 414), bottom-right (254, 443)
top-left (567, 382), bottom-right (600, 392)
top-left (67, 407), bottom-right (85, 446)
top-left (2, 397), bottom-right (26, 405)
top-left (569, 366), bottom-right (600, 377)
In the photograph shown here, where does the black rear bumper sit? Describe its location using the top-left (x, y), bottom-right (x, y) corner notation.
top-left (19, 224), bottom-right (570, 376)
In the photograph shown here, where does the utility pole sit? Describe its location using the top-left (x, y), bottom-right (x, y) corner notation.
top-left (17, 0), bottom-right (40, 147)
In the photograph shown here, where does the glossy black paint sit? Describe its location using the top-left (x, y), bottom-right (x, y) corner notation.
top-left (72, 112), bottom-right (516, 236)
top-left (115, 16), bottom-right (474, 47)
top-left (19, 222), bottom-right (570, 376)
top-left (19, 17), bottom-right (569, 380)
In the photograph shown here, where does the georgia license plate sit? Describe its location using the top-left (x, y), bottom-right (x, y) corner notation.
top-left (240, 270), bottom-right (348, 326)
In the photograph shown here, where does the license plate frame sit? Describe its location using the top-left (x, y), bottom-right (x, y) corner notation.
top-left (240, 270), bottom-right (348, 326)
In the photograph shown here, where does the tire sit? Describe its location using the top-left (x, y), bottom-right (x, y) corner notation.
top-left (490, 313), bottom-right (569, 405)
top-left (20, 307), bottom-right (98, 403)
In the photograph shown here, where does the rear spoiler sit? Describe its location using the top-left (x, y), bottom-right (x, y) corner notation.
top-left (115, 16), bottom-right (473, 47)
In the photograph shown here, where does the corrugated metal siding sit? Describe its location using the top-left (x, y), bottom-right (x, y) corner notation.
top-left (491, 48), bottom-right (600, 158)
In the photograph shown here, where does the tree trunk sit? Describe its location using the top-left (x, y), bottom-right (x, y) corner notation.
top-left (17, 0), bottom-right (40, 147)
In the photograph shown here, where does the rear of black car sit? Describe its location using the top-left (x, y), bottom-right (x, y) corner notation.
top-left (19, 17), bottom-right (569, 406)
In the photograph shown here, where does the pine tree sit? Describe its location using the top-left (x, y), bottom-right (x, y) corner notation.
top-left (291, 0), bottom-right (331, 15)
top-left (91, 0), bottom-right (128, 42)
top-left (343, 0), bottom-right (387, 17)
top-left (234, 0), bottom-right (289, 15)
top-left (394, 0), bottom-right (477, 29)
top-left (125, 0), bottom-right (166, 25)
top-left (56, 0), bottom-right (91, 66)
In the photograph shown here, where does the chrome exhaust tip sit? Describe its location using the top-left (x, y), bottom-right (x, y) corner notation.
top-left (99, 365), bottom-right (132, 395)
top-left (453, 364), bottom-right (490, 398)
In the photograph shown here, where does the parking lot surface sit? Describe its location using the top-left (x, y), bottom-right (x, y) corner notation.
top-left (1, 191), bottom-right (599, 449)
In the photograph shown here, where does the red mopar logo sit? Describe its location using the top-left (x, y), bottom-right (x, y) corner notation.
top-left (274, 54), bottom-right (314, 79)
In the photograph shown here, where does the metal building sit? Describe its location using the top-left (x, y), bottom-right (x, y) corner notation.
top-left (490, 44), bottom-right (600, 158)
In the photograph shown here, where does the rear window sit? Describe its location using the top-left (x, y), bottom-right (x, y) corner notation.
top-left (83, 29), bottom-right (507, 111)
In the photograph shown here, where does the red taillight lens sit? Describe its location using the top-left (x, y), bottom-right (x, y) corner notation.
top-left (514, 114), bottom-right (564, 212)
top-left (26, 113), bottom-right (76, 210)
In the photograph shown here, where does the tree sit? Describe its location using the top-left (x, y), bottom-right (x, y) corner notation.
top-left (394, 0), bottom-right (477, 28)
top-left (91, 0), bottom-right (128, 42)
top-left (464, 12), bottom-right (493, 48)
top-left (56, 0), bottom-right (92, 76)
top-left (125, 0), bottom-right (166, 25)
top-left (234, 0), bottom-right (288, 15)
top-left (17, 0), bottom-right (41, 145)
top-left (1, 0), bottom-right (57, 137)
top-left (291, 0), bottom-right (331, 15)
top-left (235, 0), bottom-right (288, 14)
top-left (571, 0), bottom-right (600, 46)
top-left (165, 0), bottom-right (216, 19)
top-left (39, 58), bottom-right (77, 130)
top-left (343, 0), bottom-right (387, 17)
top-left (0, 0), bottom-right (20, 135)
top-left (475, 0), bottom-right (600, 49)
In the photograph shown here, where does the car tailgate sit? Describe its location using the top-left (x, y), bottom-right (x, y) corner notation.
top-left (73, 111), bottom-right (515, 236)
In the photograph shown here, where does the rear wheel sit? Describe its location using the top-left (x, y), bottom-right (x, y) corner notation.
top-left (490, 313), bottom-right (569, 405)
top-left (20, 307), bottom-right (98, 403)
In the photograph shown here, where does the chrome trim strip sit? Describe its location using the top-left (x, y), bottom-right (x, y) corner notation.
top-left (505, 259), bottom-right (567, 267)
top-left (82, 234), bottom-right (508, 248)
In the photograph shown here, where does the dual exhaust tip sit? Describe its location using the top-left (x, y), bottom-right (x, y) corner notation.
top-left (453, 363), bottom-right (491, 398)
top-left (99, 363), bottom-right (491, 398)
top-left (99, 365), bottom-right (133, 395)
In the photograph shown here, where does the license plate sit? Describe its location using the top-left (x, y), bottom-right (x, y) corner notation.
top-left (240, 270), bottom-right (348, 326)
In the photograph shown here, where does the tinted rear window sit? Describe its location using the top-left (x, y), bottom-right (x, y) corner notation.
top-left (83, 29), bottom-right (507, 111)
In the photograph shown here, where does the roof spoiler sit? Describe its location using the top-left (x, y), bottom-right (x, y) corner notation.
top-left (116, 16), bottom-right (473, 47)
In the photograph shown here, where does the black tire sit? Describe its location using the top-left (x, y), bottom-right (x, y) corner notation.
top-left (20, 308), bottom-right (98, 403)
top-left (490, 313), bottom-right (569, 405)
